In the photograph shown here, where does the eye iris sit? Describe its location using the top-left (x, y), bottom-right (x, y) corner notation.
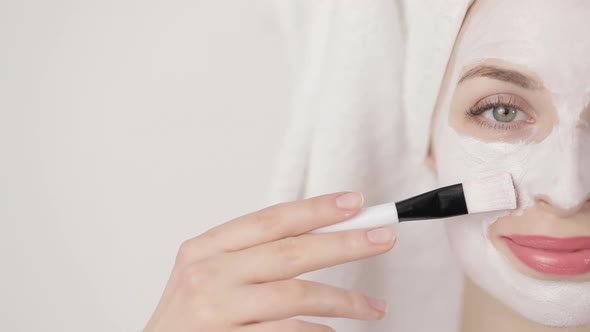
top-left (492, 106), bottom-right (517, 122)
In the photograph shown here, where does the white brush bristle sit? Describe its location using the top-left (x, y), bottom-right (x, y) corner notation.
top-left (462, 173), bottom-right (517, 214)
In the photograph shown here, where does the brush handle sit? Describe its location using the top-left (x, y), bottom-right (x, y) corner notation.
top-left (311, 202), bottom-right (399, 233)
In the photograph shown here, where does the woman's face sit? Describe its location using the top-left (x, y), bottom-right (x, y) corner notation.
top-left (432, 0), bottom-right (590, 327)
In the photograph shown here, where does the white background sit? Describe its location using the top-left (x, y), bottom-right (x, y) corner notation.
top-left (0, 1), bottom-right (289, 330)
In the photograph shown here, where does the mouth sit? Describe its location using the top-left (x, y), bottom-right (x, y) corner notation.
top-left (501, 235), bottom-right (590, 276)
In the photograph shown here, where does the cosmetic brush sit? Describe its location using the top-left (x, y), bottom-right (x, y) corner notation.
top-left (312, 173), bottom-right (517, 233)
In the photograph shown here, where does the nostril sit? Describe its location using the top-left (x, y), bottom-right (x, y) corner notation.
top-left (535, 195), bottom-right (552, 208)
top-left (534, 194), bottom-right (590, 218)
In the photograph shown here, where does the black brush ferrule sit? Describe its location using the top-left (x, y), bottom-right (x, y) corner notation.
top-left (395, 183), bottom-right (468, 221)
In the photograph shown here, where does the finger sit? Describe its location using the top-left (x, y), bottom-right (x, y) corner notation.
top-left (223, 227), bottom-right (395, 283)
top-left (177, 192), bottom-right (364, 264)
top-left (234, 319), bottom-right (334, 332)
top-left (229, 279), bottom-right (387, 323)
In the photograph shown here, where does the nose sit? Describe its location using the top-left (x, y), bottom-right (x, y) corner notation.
top-left (525, 126), bottom-right (590, 219)
top-left (534, 194), bottom-right (590, 218)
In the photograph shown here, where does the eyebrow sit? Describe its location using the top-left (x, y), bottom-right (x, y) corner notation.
top-left (458, 65), bottom-right (542, 89)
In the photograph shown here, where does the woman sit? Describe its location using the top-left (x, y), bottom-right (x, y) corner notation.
top-left (144, 0), bottom-right (590, 331)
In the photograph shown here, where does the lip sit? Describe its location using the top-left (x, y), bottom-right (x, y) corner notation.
top-left (501, 235), bottom-right (590, 276)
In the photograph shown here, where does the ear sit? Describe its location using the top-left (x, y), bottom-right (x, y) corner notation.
top-left (425, 142), bottom-right (438, 175)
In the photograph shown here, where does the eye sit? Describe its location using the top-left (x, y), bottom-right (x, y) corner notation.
top-left (481, 105), bottom-right (528, 123)
top-left (466, 95), bottom-right (534, 130)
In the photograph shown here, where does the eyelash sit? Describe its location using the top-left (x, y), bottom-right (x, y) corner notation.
top-left (465, 95), bottom-right (531, 131)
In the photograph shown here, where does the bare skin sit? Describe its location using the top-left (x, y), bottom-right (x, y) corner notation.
top-left (143, 192), bottom-right (396, 332)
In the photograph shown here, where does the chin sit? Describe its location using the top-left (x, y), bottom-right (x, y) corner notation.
top-left (445, 214), bottom-right (590, 327)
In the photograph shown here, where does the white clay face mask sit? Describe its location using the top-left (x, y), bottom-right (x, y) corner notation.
top-left (432, 0), bottom-right (590, 327)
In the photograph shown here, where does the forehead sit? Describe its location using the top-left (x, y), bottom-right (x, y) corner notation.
top-left (457, 0), bottom-right (590, 95)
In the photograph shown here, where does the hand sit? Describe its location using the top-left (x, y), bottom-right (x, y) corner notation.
top-left (144, 192), bottom-right (397, 332)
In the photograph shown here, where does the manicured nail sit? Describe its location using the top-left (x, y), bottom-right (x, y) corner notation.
top-left (365, 295), bottom-right (388, 313)
top-left (366, 227), bottom-right (395, 244)
top-left (335, 192), bottom-right (364, 210)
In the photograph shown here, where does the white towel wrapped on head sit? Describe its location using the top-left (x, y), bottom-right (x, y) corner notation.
top-left (267, 1), bottom-right (473, 331)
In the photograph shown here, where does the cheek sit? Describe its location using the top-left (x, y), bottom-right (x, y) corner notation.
top-left (436, 124), bottom-right (590, 216)
top-left (435, 125), bottom-right (534, 215)
top-left (443, 210), bottom-right (510, 284)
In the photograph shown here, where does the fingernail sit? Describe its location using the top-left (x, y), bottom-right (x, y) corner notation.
top-left (366, 227), bottom-right (395, 244)
top-left (335, 192), bottom-right (364, 210)
top-left (365, 295), bottom-right (388, 313)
